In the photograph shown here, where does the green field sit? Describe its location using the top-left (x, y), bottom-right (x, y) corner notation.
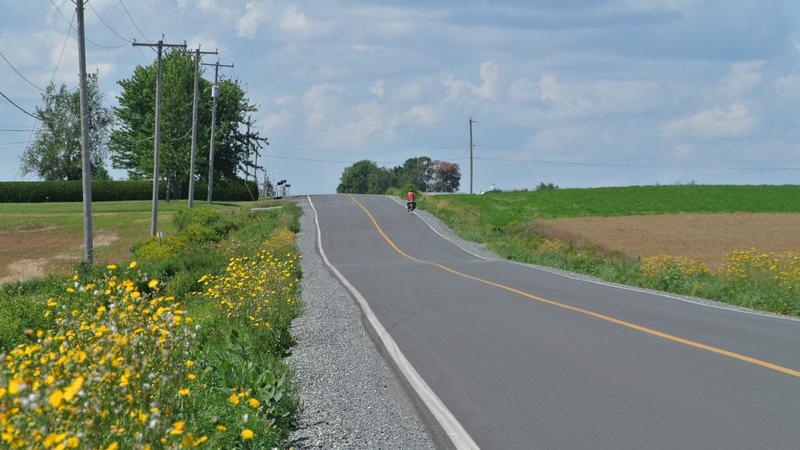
top-left (435, 184), bottom-right (800, 223)
top-left (0, 199), bottom-right (274, 283)
top-left (421, 185), bottom-right (800, 315)
top-left (1, 202), bottom-right (302, 447)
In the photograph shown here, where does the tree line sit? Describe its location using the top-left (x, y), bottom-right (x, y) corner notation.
top-left (20, 51), bottom-right (264, 197)
top-left (336, 156), bottom-right (461, 194)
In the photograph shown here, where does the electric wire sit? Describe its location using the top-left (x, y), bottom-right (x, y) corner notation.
top-left (0, 51), bottom-right (45, 92)
top-left (87, 1), bottom-right (133, 43)
top-left (49, 9), bottom-right (75, 85)
top-left (49, 0), bottom-right (127, 49)
top-left (472, 156), bottom-right (800, 171)
top-left (0, 90), bottom-right (40, 120)
top-left (118, 0), bottom-right (152, 42)
top-left (267, 123), bottom-right (436, 134)
top-left (477, 120), bottom-right (791, 143)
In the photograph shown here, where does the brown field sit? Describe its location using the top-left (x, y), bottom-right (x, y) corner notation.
top-left (534, 213), bottom-right (800, 268)
top-left (0, 219), bottom-right (151, 284)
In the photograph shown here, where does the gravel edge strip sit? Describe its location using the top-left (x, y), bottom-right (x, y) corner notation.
top-left (287, 198), bottom-right (436, 449)
top-left (411, 200), bottom-right (800, 322)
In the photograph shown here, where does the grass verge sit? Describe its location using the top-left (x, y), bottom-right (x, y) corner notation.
top-left (0, 201), bottom-right (302, 448)
top-left (420, 188), bottom-right (800, 316)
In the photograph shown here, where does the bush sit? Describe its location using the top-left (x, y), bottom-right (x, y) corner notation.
top-left (0, 180), bottom-right (259, 203)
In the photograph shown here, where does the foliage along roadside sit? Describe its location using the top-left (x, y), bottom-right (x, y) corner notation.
top-left (336, 157), bottom-right (461, 194)
top-left (420, 193), bottom-right (800, 316)
top-left (0, 202), bottom-right (303, 448)
top-left (0, 180), bottom-right (259, 203)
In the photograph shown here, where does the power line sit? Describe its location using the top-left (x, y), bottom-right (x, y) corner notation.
top-left (0, 51), bottom-right (44, 92)
top-left (0, 90), bottom-right (40, 120)
top-left (268, 143), bottom-right (465, 155)
top-left (266, 123), bottom-right (437, 134)
top-left (87, 1), bottom-right (133, 43)
top-left (478, 120), bottom-right (791, 143)
top-left (49, 9), bottom-right (75, 85)
top-left (473, 156), bottom-right (800, 171)
top-left (49, 0), bottom-right (127, 49)
top-left (118, 0), bottom-right (151, 42)
top-left (267, 154), bottom-right (467, 165)
top-left (475, 146), bottom-right (797, 166)
top-left (0, 128), bottom-right (38, 132)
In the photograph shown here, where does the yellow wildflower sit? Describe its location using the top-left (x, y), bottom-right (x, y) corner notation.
top-left (63, 376), bottom-right (83, 402)
top-left (170, 421), bottom-right (186, 435)
top-left (48, 389), bottom-right (64, 408)
top-left (241, 429), bottom-right (254, 440)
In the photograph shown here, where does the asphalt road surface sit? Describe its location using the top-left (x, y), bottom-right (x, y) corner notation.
top-left (309, 194), bottom-right (800, 450)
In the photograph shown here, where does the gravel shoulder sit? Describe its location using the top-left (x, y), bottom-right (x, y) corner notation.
top-left (288, 197), bottom-right (436, 449)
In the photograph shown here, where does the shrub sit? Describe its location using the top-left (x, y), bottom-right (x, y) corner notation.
top-left (0, 180), bottom-right (259, 203)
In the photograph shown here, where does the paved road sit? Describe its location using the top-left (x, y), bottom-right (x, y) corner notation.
top-left (310, 194), bottom-right (800, 450)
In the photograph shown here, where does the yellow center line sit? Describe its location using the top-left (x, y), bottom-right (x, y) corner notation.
top-left (348, 194), bottom-right (800, 379)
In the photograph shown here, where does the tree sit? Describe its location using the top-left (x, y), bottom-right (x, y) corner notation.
top-left (431, 161), bottom-right (460, 192)
top-left (337, 160), bottom-right (391, 194)
top-left (109, 51), bottom-right (260, 197)
top-left (20, 76), bottom-right (113, 180)
top-left (391, 157), bottom-right (433, 191)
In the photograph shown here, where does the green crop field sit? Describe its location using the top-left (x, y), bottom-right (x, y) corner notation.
top-left (0, 200), bottom-right (265, 284)
top-left (430, 184), bottom-right (800, 226)
top-left (421, 185), bottom-right (800, 315)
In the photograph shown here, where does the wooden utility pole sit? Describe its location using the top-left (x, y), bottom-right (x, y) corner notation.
top-left (201, 60), bottom-right (233, 203)
top-left (244, 116), bottom-right (251, 182)
top-left (469, 117), bottom-right (474, 194)
top-left (188, 47), bottom-right (217, 208)
top-left (76, 0), bottom-right (93, 263)
top-left (133, 36), bottom-right (186, 236)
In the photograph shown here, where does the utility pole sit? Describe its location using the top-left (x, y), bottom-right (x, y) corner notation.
top-left (76, 0), bottom-right (93, 263)
top-left (469, 117), bottom-right (474, 194)
top-left (244, 116), bottom-right (251, 183)
top-left (202, 60), bottom-right (234, 203)
top-left (133, 36), bottom-right (186, 236)
top-left (188, 46), bottom-right (217, 208)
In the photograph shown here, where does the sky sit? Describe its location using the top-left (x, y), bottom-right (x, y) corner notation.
top-left (2, 0), bottom-right (800, 194)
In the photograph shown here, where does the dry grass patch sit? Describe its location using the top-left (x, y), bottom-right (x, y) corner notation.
top-left (535, 212), bottom-right (800, 268)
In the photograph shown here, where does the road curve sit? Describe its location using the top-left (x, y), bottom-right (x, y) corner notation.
top-left (310, 194), bottom-right (800, 450)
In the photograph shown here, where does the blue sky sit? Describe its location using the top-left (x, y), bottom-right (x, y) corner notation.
top-left (2, 0), bottom-right (800, 194)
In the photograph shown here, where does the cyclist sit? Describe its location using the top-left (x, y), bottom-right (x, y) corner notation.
top-left (407, 189), bottom-right (416, 212)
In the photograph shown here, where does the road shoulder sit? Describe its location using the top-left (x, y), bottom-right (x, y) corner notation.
top-left (287, 198), bottom-right (435, 449)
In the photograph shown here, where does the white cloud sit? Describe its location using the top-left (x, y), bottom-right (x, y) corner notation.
top-left (674, 144), bottom-right (693, 157)
top-left (522, 74), bottom-right (662, 118)
top-left (508, 78), bottom-right (541, 103)
top-left (664, 102), bottom-right (754, 138)
top-left (442, 61), bottom-right (498, 102)
top-left (275, 95), bottom-right (295, 107)
top-left (775, 74), bottom-right (800, 97)
top-left (279, 6), bottom-right (312, 35)
top-left (236, 1), bottom-right (271, 39)
top-left (236, 2), bottom-right (316, 39)
top-left (301, 83), bottom-right (344, 128)
top-left (369, 80), bottom-right (385, 99)
top-left (720, 61), bottom-right (763, 97)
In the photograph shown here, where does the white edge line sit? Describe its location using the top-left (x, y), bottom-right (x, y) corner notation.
top-left (386, 195), bottom-right (800, 323)
top-left (387, 195), bottom-right (490, 261)
top-left (307, 195), bottom-right (480, 450)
